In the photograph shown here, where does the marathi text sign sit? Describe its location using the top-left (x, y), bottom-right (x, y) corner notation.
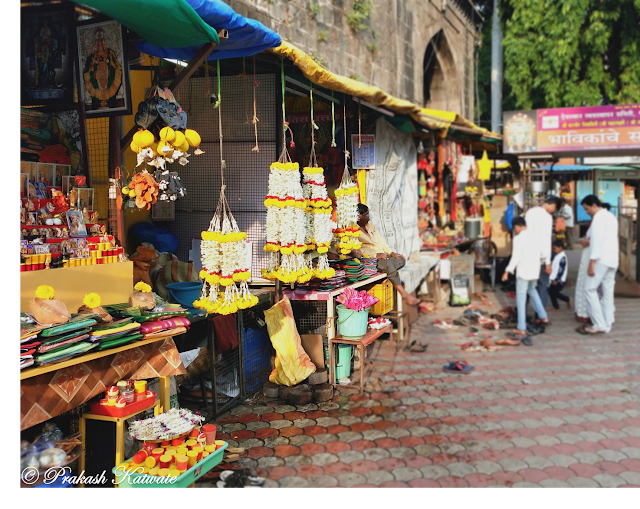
top-left (538, 105), bottom-right (640, 152)
top-left (503, 104), bottom-right (640, 154)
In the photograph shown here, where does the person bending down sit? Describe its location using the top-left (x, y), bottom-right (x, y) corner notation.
top-left (548, 239), bottom-right (571, 311)
top-left (351, 204), bottom-right (427, 310)
top-left (502, 217), bottom-right (549, 335)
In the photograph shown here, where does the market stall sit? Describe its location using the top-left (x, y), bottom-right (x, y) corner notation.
top-left (19, 0), bottom-right (282, 487)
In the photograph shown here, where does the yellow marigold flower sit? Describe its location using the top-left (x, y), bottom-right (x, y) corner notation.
top-left (83, 292), bottom-right (101, 309)
top-left (35, 285), bottom-right (55, 300)
top-left (134, 282), bottom-right (152, 293)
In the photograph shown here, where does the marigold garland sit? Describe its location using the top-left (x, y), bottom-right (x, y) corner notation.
top-left (333, 179), bottom-right (360, 255)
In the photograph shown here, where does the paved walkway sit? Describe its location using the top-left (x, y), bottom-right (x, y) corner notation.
top-left (202, 279), bottom-right (640, 487)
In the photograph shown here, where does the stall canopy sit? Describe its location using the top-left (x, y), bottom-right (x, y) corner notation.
top-left (270, 40), bottom-right (502, 147)
top-left (72, 0), bottom-right (281, 60)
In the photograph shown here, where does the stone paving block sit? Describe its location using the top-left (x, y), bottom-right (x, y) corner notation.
top-left (597, 449), bottom-right (628, 462)
top-left (446, 462), bottom-right (476, 478)
top-left (364, 469), bottom-right (395, 485)
top-left (566, 477), bottom-right (600, 488)
top-left (548, 454), bottom-right (579, 467)
top-left (392, 467), bottom-right (422, 482)
top-left (555, 433), bottom-right (583, 444)
top-left (534, 435), bottom-right (561, 446)
top-left (620, 447), bottom-right (640, 459)
top-left (288, 435), bottom-right (315, 446)
top-left (539, 479), bottom-right (571, 487)
top-left (362, 448), bottom-right (391, 461)
top-left (511, 437), bottom-right (538, 449)
top-left (278, 476), bottom-right (310, 487)
top-left (578, 430), bottom-right (607, 442)
top-left (305, 474), bottom-right (338, 487)
top-left (497, 458), bottom-right (529, 472)
top-left (621, 427), bottom-right (640, 437)
top-left (511, 482), bottom-right (541, 487)
top-left (419, 465), bottom-right (450, 479)
top-left (336, 450), bottom-right (365, 463)
top-left (257, 456), bottom-right (285, 469)
top-left (385, 427), bottom-right (411, 439)
top-left (572, 451), bottom-right (604, 464)
top-left (619, 471), bottom-right (640, 485)
top-left (471, 460), bottom-right (502, 475)
top-left (592, 473), bottom-right (627, 487)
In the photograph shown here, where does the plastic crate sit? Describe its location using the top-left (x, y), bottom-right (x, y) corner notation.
top-left (112, 443), bottom-right (227, 487)
top-left (367, 279), bottom-right (393, 316)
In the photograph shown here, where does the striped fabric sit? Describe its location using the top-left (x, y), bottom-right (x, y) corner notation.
top-left (140, 317), bottom-right (191, 335)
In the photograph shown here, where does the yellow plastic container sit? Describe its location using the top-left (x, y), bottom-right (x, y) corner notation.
top-left (367, 279), bottom-right (394, 316)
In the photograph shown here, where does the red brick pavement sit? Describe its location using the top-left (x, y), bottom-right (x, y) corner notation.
top-left (197, 293), bottom-right (640, 488)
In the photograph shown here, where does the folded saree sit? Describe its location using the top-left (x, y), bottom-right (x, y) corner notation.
top-left (97, 334), bottom-right (144, 351)
top-left (142, 326), bottom-right (187, 340)
top-left (90, 322), bottom-right (141, 337)
top-left (35, 341), bottom-right (96, 364)
top-left (40, 319), bottom-right (97, 338)
top-left (139, 317), bottom-right (191, 335)
top-left (38, 334), bottom-right (90, 354)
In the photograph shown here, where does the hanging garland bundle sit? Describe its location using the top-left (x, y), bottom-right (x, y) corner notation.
top-left (262, 59), bottom-right (312, 283)
top-left (333, 103), bottom-right (361, 256)
top-left (193, 61), bottom-right (257, 314)
top-left (300, 84), bottom-right (334, 279)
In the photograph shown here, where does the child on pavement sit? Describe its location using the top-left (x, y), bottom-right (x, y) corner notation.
top-left (502, 217), bottom-right (550, 335)
top-left (549, 239), bottom-right (571, 311)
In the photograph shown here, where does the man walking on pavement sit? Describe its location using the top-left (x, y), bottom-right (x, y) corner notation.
top-left (560, 198), bottom-right (575, 250)
top-left (579, 195), bottom-right (619, 334)
top-left (525, 196), bottom-right (561, 316)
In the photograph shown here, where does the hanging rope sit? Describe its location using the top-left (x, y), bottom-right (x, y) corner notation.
top-left (341, 101), bottom-right (350, 185)
top-left (309, 83), bottom-right (319, 167)
top-left (217, 60), bottom-right (225, 184)
top-left (279, 58), bottom-right (293, 162)
top-left (252, 55), bottom-right (260, 153)
top-left (358, 99), bottom-right (362, 149)
top-left (331, 90), bottom-right (336, 147)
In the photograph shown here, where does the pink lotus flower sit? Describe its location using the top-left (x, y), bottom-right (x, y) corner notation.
top-left (337, 287), bottom-right (379, 312)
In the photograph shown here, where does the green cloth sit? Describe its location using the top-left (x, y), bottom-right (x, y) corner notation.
top-left (40, 319), bottom-right (98, 338)
top-left (97, 334), bottom-right (144, 351)
top-left (35, 342), bottom-right (95, 363)
top-left (70, 0), bottom-right (220, 49)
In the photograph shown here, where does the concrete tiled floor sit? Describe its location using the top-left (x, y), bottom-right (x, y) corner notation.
top-left (200, 285), bottom-right (640, 487)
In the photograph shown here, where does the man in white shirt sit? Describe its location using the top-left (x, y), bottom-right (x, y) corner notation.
top-left (560, 199), bottom-right (575, 250)
top-left (524, 196), bottom-right (561, 316)
top-left (502, 217), bottom-right (549, 337)
top-left (580, 195), bottom-right (619, 334)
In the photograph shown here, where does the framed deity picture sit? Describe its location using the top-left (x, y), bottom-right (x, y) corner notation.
top-left (20, 4), bottom-right (75, 106)
top-left (76, 19), bottom-right (131, 117)
top-left (36, 182), bottom-right (50, 200)
top-left (66, 210), bottom-right (87, 237)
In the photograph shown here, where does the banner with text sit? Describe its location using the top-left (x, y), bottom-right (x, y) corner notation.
top-left (504, 104), bottom-right (640, 154)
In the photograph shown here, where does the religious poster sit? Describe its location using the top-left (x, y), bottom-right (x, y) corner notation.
top-left (351, 134), bottom-right (376, 169)
top-left (21, 4), bottom-right (75, 106)
top-left (77, 19), bottom-right (131, 117)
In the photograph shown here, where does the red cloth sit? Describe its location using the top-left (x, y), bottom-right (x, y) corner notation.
top-left (140, 317), bottom-right (191, 335)
top-left (211, 314), bottom-right (238, 355)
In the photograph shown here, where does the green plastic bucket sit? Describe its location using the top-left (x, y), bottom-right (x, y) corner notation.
top-left (335, 344), bottom-right (352, 380)
top-left (337, 304), bottom-right (370, 339)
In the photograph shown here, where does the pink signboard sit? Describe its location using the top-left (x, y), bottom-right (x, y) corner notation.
top-left (537, 104), bottom-right (640, 152)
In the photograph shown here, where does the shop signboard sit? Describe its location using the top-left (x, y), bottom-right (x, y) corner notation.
top-left (504, 104), bottom-right (640, 154)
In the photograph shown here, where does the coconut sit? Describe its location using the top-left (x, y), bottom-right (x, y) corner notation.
top-left (130, 291), bottom-right (155, 310)
top-left (78, 305), bottom-right (113, 323)
top-left (30, 298), bottom-right (71, 325)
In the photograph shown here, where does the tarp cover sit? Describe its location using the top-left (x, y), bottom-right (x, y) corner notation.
top-left (72, 0), bottom-right (281, 60)
top-left (270, 40), bottom-right (501, 142)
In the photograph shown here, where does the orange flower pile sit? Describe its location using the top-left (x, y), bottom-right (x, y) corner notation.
top-left (130, 171), bottom-right (159, 210)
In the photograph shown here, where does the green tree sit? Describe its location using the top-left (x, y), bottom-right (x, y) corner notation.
top-left (498, 0), bottom-right (640, 109)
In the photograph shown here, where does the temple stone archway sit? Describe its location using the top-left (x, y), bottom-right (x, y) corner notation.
top-left (423, 30), bottom-right (461, 113)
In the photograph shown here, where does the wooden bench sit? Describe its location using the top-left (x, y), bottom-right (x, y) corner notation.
top-left (328, 324), bottom-right (394, 394)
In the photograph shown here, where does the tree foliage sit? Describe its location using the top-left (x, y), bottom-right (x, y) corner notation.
top-left (498, 0), bottom-right (640, 109)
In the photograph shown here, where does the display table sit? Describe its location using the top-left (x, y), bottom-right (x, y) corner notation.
top-left (20, 261), bottom-right (133, 312)
top-left (20, 336), bottom-right (186, 430)
top-left (328, 324), bottom-right (393, 394)
top-left (283, 273), bottom-right (387, 340)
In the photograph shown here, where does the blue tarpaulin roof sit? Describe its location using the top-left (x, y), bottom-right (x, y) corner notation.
top-left (73, 0), bottom-right (281, 61)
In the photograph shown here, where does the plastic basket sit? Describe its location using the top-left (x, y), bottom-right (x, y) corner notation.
top-left (112, 443), bottom-right (227, 488)
top-left (367, 279), bottom-right (393, 316)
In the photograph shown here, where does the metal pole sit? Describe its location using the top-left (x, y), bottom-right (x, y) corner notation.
top-left (491, 0), bottom-right (503, 134)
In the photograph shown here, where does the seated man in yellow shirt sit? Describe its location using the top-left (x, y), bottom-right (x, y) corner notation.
top-left (352, 204), bottom-right (421, 307)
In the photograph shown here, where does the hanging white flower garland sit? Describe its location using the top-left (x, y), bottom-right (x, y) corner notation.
top-left (333, 180), bottom-right (362, 255)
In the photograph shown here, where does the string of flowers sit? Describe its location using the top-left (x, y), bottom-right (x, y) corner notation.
top-left (333, 101), bottom-right (361, 256)
top-left (262, 58), bottom-right (310, 283)
top-left (193, 60), bottom-right (257, 314)
top-left (128, 408), bottom-right (205, 441)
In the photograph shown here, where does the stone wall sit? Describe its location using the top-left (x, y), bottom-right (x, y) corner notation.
top-left (226, 0), bottom-right (480, 118)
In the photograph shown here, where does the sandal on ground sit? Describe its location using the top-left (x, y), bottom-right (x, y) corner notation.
top-left (405, 340), bottom-right (428, 352)
top-left (507, 331), bottom-right (527, 339)
top-left (443, 360), bottom-right (475, 374)
top-left (582, 326), bottom-right (605, 335)
top-left (521, 336), bottom-right (533, 346)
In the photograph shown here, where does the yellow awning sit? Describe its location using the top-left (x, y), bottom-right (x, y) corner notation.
top-left (269, 41), bottom-right (501, 143)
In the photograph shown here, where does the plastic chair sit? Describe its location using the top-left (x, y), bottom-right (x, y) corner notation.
top-left (470, 239), bottom-right (497, 290)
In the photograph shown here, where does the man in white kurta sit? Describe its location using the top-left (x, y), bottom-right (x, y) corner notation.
top-left (524, 196), bottom-right (560, 314)
top-left (581, 195), bottom-right (618, 333)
